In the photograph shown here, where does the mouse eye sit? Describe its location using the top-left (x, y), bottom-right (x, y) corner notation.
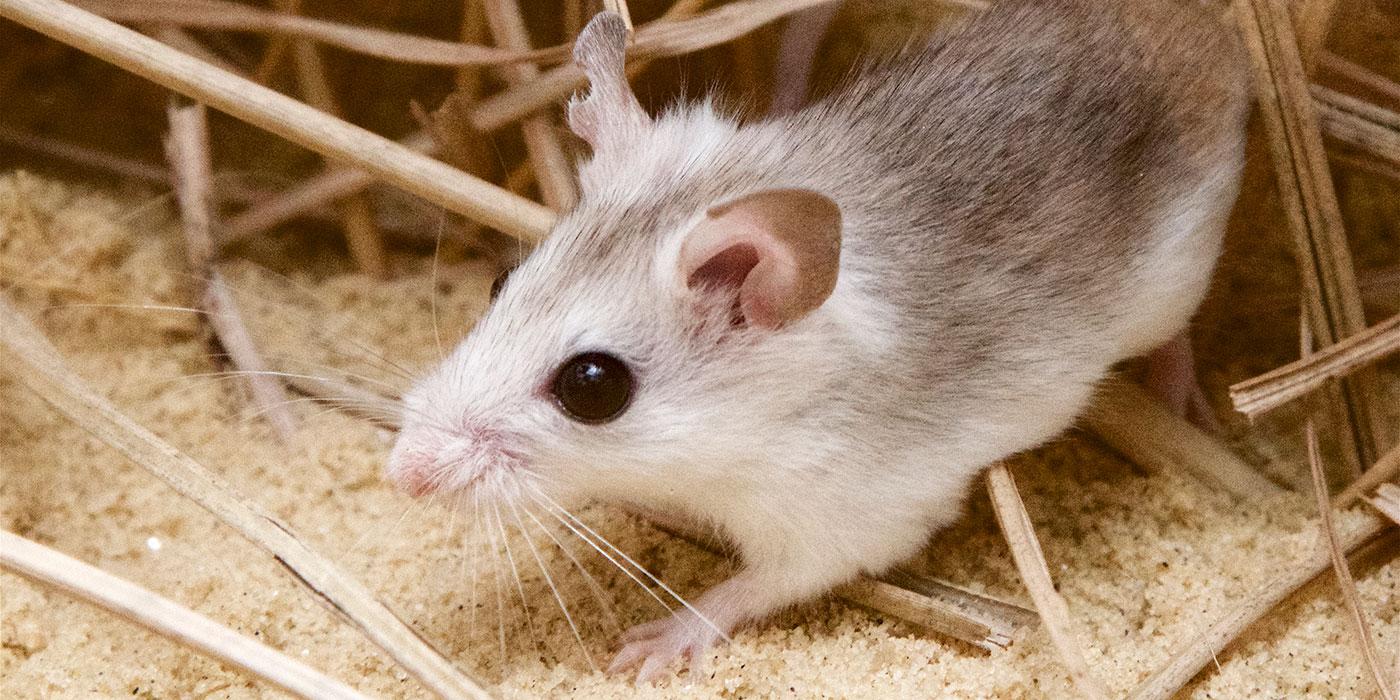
top-left (551, 352), bottom-right (633, 423)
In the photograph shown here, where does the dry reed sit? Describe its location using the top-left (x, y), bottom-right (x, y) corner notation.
top-left (1085, 381), bottom-right (1283, 499)
top-left (483, 0), bottom-right (578, 211)
top-left (3, 0), bottom-right (1398, 696)
top-left (165, 99), bottom-right (299, 440)
top-left (0, 297), bottom-right (493, 700)
top-left (1230, 312), bottom-right (1400, 419)
top-left (1299, 316), bottom-right (1395, 700)
top-left (0, 529), bottom-right (371, 700)
top-left (270, 0), bottom-right (388, 276)
top-left (1315, 85), bottom-right (1400, 171)
top-left (0, 0), bottom-right (557, 243)
top-left (1234, 0), bottom-right (1389, 475)
top-left (985, 464), bottom-right (1109, 700)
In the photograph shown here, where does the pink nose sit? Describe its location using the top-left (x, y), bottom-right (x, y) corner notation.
top-left (386, 451), bottom-right (441, 497)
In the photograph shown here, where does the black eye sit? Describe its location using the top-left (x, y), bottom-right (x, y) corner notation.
top-left (490, 270), bottom-right (510, 300)
top-left (551, 352), bottom-right (633, 423)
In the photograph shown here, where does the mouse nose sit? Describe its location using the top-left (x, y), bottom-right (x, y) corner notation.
top-left (385, 448), bottom-right (442, 497)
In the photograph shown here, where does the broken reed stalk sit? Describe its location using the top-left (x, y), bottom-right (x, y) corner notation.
top-left (837, 574), bottom-right (1035, 653)
top-left (639, 511), bottom-right (1037, 652)
top-left (1314, 86), bottom-right (1400, 171)
top-left (1128, 510), bottom-right (1392, 700)
top-left (1084, 381), bottom-right (1284, 500)
top-left (0, 124), bottom-right (169, 183)
top-left (1297, 310), bottom-right (1396, 700)
top-left (0, 0), bottom-right (555, 245)
top-left (1371, 484), bottom-right (1400, 527)
top-left (1306, 423), bottom-right (1396, 699)
top-left (221, 0), bottom-right (712, 244)
top-left (0, 298), bottom-right (493, 700)
top-left (77, 0), bottom-right (839, 71)
top-left (279, 366), bottom-right (1034, 649)
top-left (1336, 443), bottom-right (1400, 509)
top-left (483, 0), bottom-right (579, 211)
top-left (1234, 0), bottom-right (1390, 473)
top-left (274, 0), bottom-right (388, 278)
top-left (984, 464), bottom-right (1108, 699)
top-left (165, 99), bottom-right (298, 441)
top-left (1230, 312), bottom-right (1400, 419)
top-left (603, 0), bottom-right (635, 33)
top-left (1319, 52), bottom-right (1400, 113)
top-left (0, 529), bottom-right (370, 700)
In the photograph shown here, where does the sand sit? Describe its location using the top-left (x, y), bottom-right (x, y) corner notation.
top-left (2, 7), bottom-right (1400, 697)
top-left (1, 152), bottom-right (1397, 700)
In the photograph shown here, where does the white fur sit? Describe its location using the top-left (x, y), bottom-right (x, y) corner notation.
top-left (1115, 143), bottom-right (1246, 358)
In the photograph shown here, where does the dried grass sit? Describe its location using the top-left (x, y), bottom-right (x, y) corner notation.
top-left (1085, 381), bottom-right (1284, 500)
top-left (1, 0), bottom-right (1397, 696)
top-left (0, 529), bottom-right (370, 700)
top-left (0, 0), bottom-right (556, 243)
top-left (0, 297), bottom-right (493, 699)
top-left (1233, 0), bottom-right (1388, 473)
top-left (984, 464), bottom-right (1108, 700)
top-left (165, 99), bottom-right (299, 440)
top-left (1230, 312), bottom-right (1400, 419)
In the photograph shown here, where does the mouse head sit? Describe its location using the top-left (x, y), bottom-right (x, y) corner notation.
top-left (385, 13), bottom-right (844, 515)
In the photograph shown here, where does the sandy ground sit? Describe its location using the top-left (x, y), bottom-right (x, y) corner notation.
top-left (1, 148), bottom-right (1397, 700)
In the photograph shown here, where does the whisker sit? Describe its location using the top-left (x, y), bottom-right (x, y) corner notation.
top-left (518, 490), bottom-right (623, 634)
top-left (491, 498), bottom-right (546, 660)
top-left (480, 498), bottom-right (510, 669)
top-left (466, 490), bottom-right (483, 645)
top-left (505, 486), bottom-right (597, 671)
top-left (533, 487), bottom-right (729, 642)
top-left (159, 268), bottom-right (419, 383)
top-left (530, 492), bottom-right (675, 618)
top-left (212, 265), bottom-right (421, 380)
top-left (235, 354), bottom-right (408, 395)
top-left (346, 497), bottom-right (422, 562)
top-left (429, 213), bottom-right (446, 362)
top-left (47, 299), bottom-right (415, 385)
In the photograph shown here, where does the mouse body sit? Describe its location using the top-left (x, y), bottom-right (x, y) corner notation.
top-left (388, 0), bottom-right (1250, 678)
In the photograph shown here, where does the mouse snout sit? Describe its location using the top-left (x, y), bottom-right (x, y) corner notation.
top-left (385, 445), bottom-right (447, 497)
top-left (384, 423), bottom-right (521, 498)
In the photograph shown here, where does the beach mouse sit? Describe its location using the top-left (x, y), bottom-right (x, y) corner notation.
top-left (386, 0), bottom-right (1249, 680)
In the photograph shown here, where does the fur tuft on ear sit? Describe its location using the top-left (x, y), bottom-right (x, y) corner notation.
top-left (680, 189), bottom-right (842, 329)
top-left (567, 12), bottom-right (651, 150)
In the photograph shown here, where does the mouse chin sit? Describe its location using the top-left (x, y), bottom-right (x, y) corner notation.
top-left (384, 427), bottom-right (530, 500)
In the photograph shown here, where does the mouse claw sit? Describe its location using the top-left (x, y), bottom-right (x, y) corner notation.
top-left (609, 613), bottom-right (726, 683)
top-left (617, 616), bottom-right (673, 645)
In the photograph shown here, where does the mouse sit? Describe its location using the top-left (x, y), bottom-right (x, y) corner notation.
top-left (386, 0), bottom-right (1250, 681)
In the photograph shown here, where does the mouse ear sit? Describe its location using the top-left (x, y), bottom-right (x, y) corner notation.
top-left (679, 189), bottom-right (842, 329)
top-left (568, 12), bottom-right (650, 150)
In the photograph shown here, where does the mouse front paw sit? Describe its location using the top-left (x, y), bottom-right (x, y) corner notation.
top-left (608, 611), bottom-right (727, 682)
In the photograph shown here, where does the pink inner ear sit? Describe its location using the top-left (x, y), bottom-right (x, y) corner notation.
top-left (688, 243), bottom-right (760, 292)
top-left (679, 188), bottom-right (841, 329)
top-left (688, 242), bottom-right (760, 325)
